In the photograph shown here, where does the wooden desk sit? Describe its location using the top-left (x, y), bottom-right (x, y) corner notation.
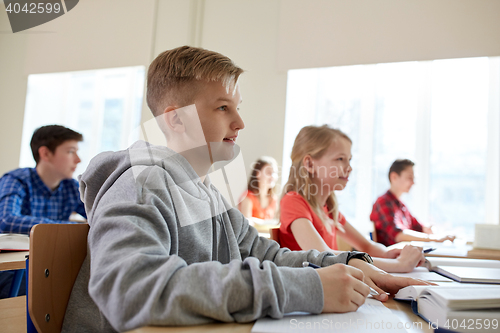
top-left (1, 295), bottom-right (430, 333)
top-left (129, 323), bottom-right (253, 333)
top-left (0, 251), bottom-right (28, 271)
top-left (0, 296), bottom-right (26, 333)
top-left (126, 298), bottom-right (432, 333)
top-left (466, 248), bottom-right (500, 260)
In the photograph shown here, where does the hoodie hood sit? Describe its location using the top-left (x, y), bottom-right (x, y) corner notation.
top-left (79, 140), bottom-right (213, 224)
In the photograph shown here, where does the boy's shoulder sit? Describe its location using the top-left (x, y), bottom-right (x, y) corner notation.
top-left (1, 167), bottom-right (33, 184)
top-left (83, 141), bottom-right (179, 181)
top-left (60, 177), bottom-right (80, 189)
top-left (374, 190), bottom-right (395, 204)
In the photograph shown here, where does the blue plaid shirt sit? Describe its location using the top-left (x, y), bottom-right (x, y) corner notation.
top-left (0, 167), bottom-right (86, 235)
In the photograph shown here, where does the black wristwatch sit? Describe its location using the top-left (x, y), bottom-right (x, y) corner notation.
top-left (346, 251), bottom-right (374, 265)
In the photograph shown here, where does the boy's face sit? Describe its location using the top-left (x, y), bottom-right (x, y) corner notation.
top-left (45, 140), bottom-right (81, 179)
top-left (193, 81), bottom-right (244, 162)
top-left (392, 166), bottom-right (415, 193)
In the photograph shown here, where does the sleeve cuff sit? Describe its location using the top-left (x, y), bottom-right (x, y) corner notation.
top-left (280, 266), bottom-right (324, 314)
top-left (322, 251), bottom-right (350, 265)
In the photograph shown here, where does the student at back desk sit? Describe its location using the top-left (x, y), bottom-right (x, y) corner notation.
top-left (370, 159), bottom-right (455, 247)
top-left (0, 125), bottom-right (86, 298)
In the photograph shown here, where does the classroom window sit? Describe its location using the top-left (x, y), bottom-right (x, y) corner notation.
top-left (19, 66), bottom-right (145, 177)
top-left (283, 57), bottom-right (500, 240)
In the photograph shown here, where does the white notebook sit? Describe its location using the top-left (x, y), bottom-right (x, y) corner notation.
top-left (0, 233), bottom-right (29, 251)
top-left (251, 299), bottom-right (407, 333)
top-left (393, 257), bottom-right (500, 283)
top-left (433, 266), bottom-right (500, 284)
top-left (425, 257), bottom-right (500, 269)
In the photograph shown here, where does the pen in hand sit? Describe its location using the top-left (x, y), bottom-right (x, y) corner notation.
top-left (302, 261), bottom-right (380, 296)
top-left (423, 248), bottom-right (436, 254)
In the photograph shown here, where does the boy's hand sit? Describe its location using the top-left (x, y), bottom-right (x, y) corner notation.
top-left (423, 226), bottom-right (434, 234)
top-left (395, 245), bottom-right (426, 272)
top-left (430, 234), bottom-right (456, 242)
top-left (316, 264), bottom-right (370, 313)
top-left (348, 259), bottom-right (435, 302)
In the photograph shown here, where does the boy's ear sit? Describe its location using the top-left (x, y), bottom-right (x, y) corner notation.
top-left (38, 146), bottom-right (52, 162)
top-left (302, 155), bottom-right (314, 174)
top-left (389, 171), bottom-right (398, 183)
top-left (163, 106), bottom-right (185, 133)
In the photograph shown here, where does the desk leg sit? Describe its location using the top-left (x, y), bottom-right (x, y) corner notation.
top-left (26, 258), bottom-right (37, 333)
top-left (8, 269), bottom-right (25, 298)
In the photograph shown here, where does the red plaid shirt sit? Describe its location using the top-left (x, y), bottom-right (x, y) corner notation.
top-left (370, 190), bottom-right (424, 246)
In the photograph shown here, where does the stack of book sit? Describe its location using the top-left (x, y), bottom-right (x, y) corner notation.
top-left (395, 285), bottom-right (500, 333)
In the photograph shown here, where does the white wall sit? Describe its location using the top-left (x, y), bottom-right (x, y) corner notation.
top-left (0, 0), bottom-right (157, 175)
top-left (200, 0), bottom-right (288, 178)
top-left (1, 0), bottom-right (500, 206)
top-left (278, 0), bottom-right (500, 69)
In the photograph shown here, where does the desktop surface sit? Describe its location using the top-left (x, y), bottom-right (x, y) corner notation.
top-left (125, 297), bottom-right (433, 333)
top-left (0, 251), bottom-right (28, 271)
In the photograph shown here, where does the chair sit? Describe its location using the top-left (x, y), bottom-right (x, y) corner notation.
top-left (269, 226), bottom-right (280, 245)
top-left (28, 223), bottom-right (89, 333)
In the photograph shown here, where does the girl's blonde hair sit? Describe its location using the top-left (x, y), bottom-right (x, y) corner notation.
top-left (281, 125), bottom-right (351, 231)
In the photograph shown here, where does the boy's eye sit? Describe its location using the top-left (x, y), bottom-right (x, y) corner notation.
top-left (218, 106), bottom-right (228, 111)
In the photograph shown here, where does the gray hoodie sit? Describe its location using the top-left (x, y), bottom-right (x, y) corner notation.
top-left (62, 141), bottom-right (351, 332)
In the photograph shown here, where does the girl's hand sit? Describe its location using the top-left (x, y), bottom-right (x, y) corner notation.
top-left (384, 248), bottom-right (402, 259)
top-left (394, 245), bottom-right (426, 272)
top-left (316, 264), bottom-right (370, 313)
top-left (347, 259), bottom-right (434, 302)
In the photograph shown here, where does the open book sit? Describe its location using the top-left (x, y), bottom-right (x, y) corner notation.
top-left (425, 257), bottom-right (500, 284)
top-left (393, 257), bottom-right (500, 283)
top-left (425, 257), bottom-right (500, 269)
top-left (0, 233), bottom-right (29, 251)
top-left (395, 285), bottom-right (500, 333)
top-left (432, 266), bottom-right (500, 284)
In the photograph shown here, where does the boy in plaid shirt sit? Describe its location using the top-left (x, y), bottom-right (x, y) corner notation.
top-left (370, 159), bottom-right (455, 246)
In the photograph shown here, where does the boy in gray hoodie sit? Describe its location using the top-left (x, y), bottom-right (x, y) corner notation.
top-left (62, 46), bottom-right (427, 332)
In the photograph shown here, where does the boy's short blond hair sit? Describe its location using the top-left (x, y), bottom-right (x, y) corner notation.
top-left (147, 45), bottom-right (244, 117)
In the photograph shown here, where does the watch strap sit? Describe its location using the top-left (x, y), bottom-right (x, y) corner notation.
top-left (346, 251), bottom-right (374, 265)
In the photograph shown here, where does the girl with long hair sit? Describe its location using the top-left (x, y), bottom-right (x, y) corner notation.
top-left (279, 125), bottom-right (426, 273)
top-left (239, 156), bottom-right (278, 221)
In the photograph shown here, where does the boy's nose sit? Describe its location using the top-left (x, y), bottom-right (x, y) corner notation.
top-left (233, 112), bottom-right (245, 131)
